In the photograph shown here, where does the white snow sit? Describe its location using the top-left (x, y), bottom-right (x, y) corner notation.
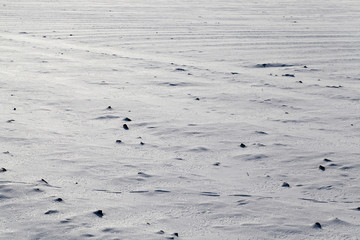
top-left (1, 0), bottom-right (359, 239)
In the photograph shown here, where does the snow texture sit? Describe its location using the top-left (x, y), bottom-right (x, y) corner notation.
top-left (1, 0), bottom-right (359, 239)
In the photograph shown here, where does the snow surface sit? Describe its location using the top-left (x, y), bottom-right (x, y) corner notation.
top-left (1, 0), bottom-right (359, 239)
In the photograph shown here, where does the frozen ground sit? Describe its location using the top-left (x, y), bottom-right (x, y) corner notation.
top-left (0, 0), bottom-right (359, 239)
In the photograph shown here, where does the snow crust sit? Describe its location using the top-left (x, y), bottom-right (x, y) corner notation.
top-left (1, 1), bottom-right (359, 239)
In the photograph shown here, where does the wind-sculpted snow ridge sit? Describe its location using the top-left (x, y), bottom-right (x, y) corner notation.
top-left (1, 0), bottom-right (360, 239)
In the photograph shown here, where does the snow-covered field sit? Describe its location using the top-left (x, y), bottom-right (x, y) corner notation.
top-left (1, 1), bottom-right (359, 239)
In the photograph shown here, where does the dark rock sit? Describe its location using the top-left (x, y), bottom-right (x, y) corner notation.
top-left (213, 162), bottom-right (220, 166)
top-left (116, 140), bottom-right (122, 143)
top-left (231, 72), bottom-right (239, 75)
top-left (13, 108), bottom-right (16, 111)
top-left (282, 74), bottom-right (295, 77)
top-left (173, 233), bottom-right (179, 237)
top-left (195, 97), bottom-right (200, 101)
top-left (55, 198), bottom-right (63, 202)
top-left (255, 131), bottom-right (268, 135)
top-left (140, 142), bottom-right (145, 145)
top-left (45, 210), bottom-right (59, 215)
top-left (157, 230), bottom-right (165, 234)
top-left (240, 143), bottom-right (247, 148)
top-left (175, 68), bottom-right (185, 71)
top-left (154, 190), bottom-right (171, 193)
top-left (41, 179), bottom-right (49, 184)
top-left (107, 106), bottom-right (112, 109)
top-left (282, 182), bottom-right (290, 187)
top-left (94, 210), bottom-right (104, 217)
top-left (313, 222), bottom-right (322, 229)
top-left (298, 81), bottom-right (303, 83)
top-left (304, 66), bottom-right (308, 68)
top-left (1, 168), bottom-right (6, 172)
top-left (123, 124), bottom-right (129, 130)
top-left (326, 85), bottom-right (342, 88)
top-left (319, 165), bottom-right (325, 171)
top-left (123, 117), bottom-right (132, 121)
top-left (255, 63), bottom-right (293, 68)
top-left (323, 158), bottom-right (332, 162)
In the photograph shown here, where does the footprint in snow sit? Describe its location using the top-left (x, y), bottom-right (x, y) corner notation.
top-left (82, 234), bottom-right (95, 238)
top-left (33, 188), bottom-right (43, 192)
top-left (95, 115), bottom-right (120, 120)
top-left (60, 218), bottom-right (72, 224)
top-left (137, 172), bottom-right (152, 178)
top-left (237, 200), bottom-right (249, 205)
top-left (102, 227), bottom-right (122, 233)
